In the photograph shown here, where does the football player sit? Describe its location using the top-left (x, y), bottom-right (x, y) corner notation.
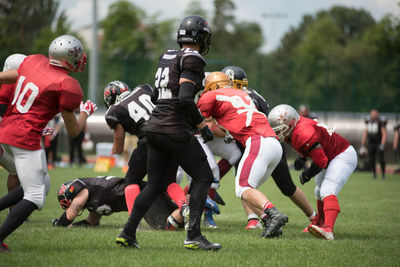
top-left (360, 109), bottom-right (387, 179)
top-left (0, 35), bottom-right (97, 253)
top-left (214, 66), bottom-right (316, 230)
top-left (103, 81), bottom-right (188, 217)
top-left (197, 71), bottom-right (289, 239)
top-left (116, 15), bottom-right (221, 251)
top-left (0, 54), bottom-right (26, 196)
top-left (53, 177), bottom-right (182, 230)
top-left (268, 104), bottom-right (357, 240)
top-left (393, 121), bottom-right (400, 173)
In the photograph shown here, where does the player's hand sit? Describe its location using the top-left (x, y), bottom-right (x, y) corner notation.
top-left (294, 157), bottom-right (307, 171)
top-left (299, 172), bottom-right (311, 185)
top-left (41, 127), bottom-right (54, 136)
top-left (224, 131), bottom-right (234, 144)
top-left (80, 100), bottom-right (97, 116)
top-left (52, 218), bottom-right (62, 226)
top-left (200, 125), bottom-right (214, 143)
top-left (379, 144), bottom-right (385, 151)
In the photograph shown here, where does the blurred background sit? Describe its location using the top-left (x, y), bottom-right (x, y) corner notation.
top-left (1, 0), bottom-right (399, 167)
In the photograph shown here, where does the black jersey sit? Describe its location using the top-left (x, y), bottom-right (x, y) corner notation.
top-left (394, 121), bottom-right (400, 132)
top-left (147, 48), bottom-right (206, 133)
top-left (244, 87), bottom-right (270, 116)
top-left (105, 84), bottom-right (155, 137)
top-left (365, 115), bottom-right (387, 144)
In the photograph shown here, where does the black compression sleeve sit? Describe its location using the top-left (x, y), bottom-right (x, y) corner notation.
top-left (179, 82), bottom-right (204, 125)
top-left (0, 103), bottom-right (7, 117)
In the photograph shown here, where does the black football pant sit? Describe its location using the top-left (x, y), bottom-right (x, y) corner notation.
top-left (122, 131), bottom-right (213, 239)
top-left (271, 143), bottom-right (297, 196)
top-left (125, 136), bottom-right (148, 185)
top-left (368, 143), bottom-right (385, 177)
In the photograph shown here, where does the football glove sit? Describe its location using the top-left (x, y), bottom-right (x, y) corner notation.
top-left (379, 143), bottom-right (385, 151)
top-left (41, 127), bottom-right (54, 136)
top-left (52, 212), bottom-right (72, 227)
top-left (294, 156), bottom-right (307, 171)
top-left (299, 172), bottom-right (311, 185)
top-left (224, 131), bottom-right (234, 144)
top-left (200, 125), bottom-right (214, 143)
top-left (80, 100), bottom-right (97, 116)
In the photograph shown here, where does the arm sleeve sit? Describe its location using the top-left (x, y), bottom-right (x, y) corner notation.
top-left (59, 77), bottom-right (83, 112)
top-left (178, 82), bottom-right (204, 125)
top-left (105, 106), bottom-right (120, 130)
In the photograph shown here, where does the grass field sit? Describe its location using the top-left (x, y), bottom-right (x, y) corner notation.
top-left (0, 166), bottom-right (399, 266)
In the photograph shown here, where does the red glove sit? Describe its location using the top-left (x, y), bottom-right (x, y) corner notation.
top-left (80, 100), bottom-right (97, 116)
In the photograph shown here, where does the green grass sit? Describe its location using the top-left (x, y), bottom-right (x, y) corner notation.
top-left (0, 167), bottom-right (400, 266)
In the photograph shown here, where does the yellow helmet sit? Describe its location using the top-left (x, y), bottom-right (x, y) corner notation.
top-left (204, 72), bottom-right (231, 92)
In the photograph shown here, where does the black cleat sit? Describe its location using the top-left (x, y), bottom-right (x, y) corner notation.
top-left (184, 235), bottom-right (222, 251)
top-left (213, 191), bottom-right (226, 206)
top-left (116, 231), bottom-right (140, 249)
top-left (261, 207), bottom-right (288, 238)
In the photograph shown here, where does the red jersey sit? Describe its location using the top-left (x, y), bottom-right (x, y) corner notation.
top-left (197, 88), bottom-right (276, 146)
top-left (0, 55), bottom-right (83, 150)
top-left (288, 116), bottom-right (350, 168)
top-left (0, 84), bottom-right (14, 105)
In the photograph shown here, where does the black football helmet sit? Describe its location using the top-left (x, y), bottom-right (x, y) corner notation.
top-left (103, 81), bottom-right (131, 108)
top-left (57, 181), bottom-right (74, 210)
top-left (177, 15), bottom-right (211, 55)
top-left (221, 66), bottom-right (248, 90)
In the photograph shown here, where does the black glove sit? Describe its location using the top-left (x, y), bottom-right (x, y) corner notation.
top-left (224, 131), bottom-right (234, 144)
top-left (52, 212), bottom-right (72, 227)
top-left (294, 157), bottom-right (307, 171)
top-left (200, 125), bottom-right (214, 143)
top-left (299, 172), bottom-right (311, 185)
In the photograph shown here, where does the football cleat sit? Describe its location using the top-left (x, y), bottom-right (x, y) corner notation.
top-left (0, 243), bottom-right (10, 253)
top-left (115, 231), bottom-right (140, 249)
top-left (184, 235), bottom-right (222, 251)
top-left (180, 204), bottom-right (190, 231)
top-left (245, 218), bottom-right (262, 229)
top-left (303, 214), bottom-right (323, 233)
top-left (261, 207), bottom-right (288, 238)
top-left (203, 210), bottom-right (218, 229)
top-left (205, 196), bottom-right (220, 214)
top-left (308, 224), bottom-right (334, 240)
top-left (213, 190), bottom-right (226, 206)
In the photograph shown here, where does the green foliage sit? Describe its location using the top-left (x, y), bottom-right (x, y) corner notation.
top-left (1, 168), bottom-right (399, 266)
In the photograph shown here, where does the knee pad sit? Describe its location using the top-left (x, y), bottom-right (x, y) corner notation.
top-left (24, 184), bottom-right (47, 210)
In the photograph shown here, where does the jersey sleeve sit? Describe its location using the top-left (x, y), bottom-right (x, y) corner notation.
top-left (0, 84), bottom-right (13, 105)
top-left (59, 77), bottom-right (83, 112)
top-left (380, 116), bottom-right (387, 127)
top-left (180, 52), bottom-right (206, 85)
top-left (105, 106), bottom-right (120, 129)
top-left (68, 179), bottom-right (87, 199)
top-left (197, 91), bottom-right (215, 119)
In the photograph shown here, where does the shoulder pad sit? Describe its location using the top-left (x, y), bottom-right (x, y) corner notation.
top-left (67, 179), bottom-right (87, 199)
top-left (380, 116), bottom-right (387, 123)
top-left (180, 49), bottom-right (206, 66)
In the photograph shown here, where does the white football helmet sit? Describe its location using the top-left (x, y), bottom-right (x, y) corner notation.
top-left (3, 53), bottom-right (27, 71)
top-left (48, 35), bottom-right (86, 72)
top-left (268, 104), bottom-right (300, 141)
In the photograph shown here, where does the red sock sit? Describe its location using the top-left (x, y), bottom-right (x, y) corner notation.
top-left (167, 183), bottom-right (187, 209)
top-left (218, 158), bottom-right (232, 178)
top-left (124, 184), bottom-right (140, 215)
top-left (263, 201), bottom-right (275, 210)
top-left (323, 195), bottom-right (340, 230)
top-left (317, 199), bottom-right (324, 224)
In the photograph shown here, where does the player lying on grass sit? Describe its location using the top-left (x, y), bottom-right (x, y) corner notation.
top-left (53, 176), bottom-right (220, 230)
top-left (268, 104), bottom-right (357, 240)
top-left (53, 176), bottom-right (182, 229)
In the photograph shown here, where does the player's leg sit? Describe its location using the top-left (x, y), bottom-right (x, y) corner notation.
top-left (174, 133), bottom-right (221, 250)
top-left (242, 200), bottom-right (263, 229)
top-left (0, 146), bottom-right (49, 245)
top-left (117, 132), bottom-right (175, 248)
top-left (308, 146), bottom-right (357, 240)
top-left (377, 146), bottom-right (386, 179)
top-left (124, 136), bottom-right (148, 215)
top-left (235, 136), bottom-right (287, 238)
top-left (271, 148), bottom-right (315, 229)
top-left (368, 144), bottom-right (377, 178)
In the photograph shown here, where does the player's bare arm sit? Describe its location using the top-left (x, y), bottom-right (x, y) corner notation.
top-left (66, 188), bottom-right (89, 221)
top-left (112, 123), bottom-right (125, 154)
top-left (0, 69), bottom-right (18, 84)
